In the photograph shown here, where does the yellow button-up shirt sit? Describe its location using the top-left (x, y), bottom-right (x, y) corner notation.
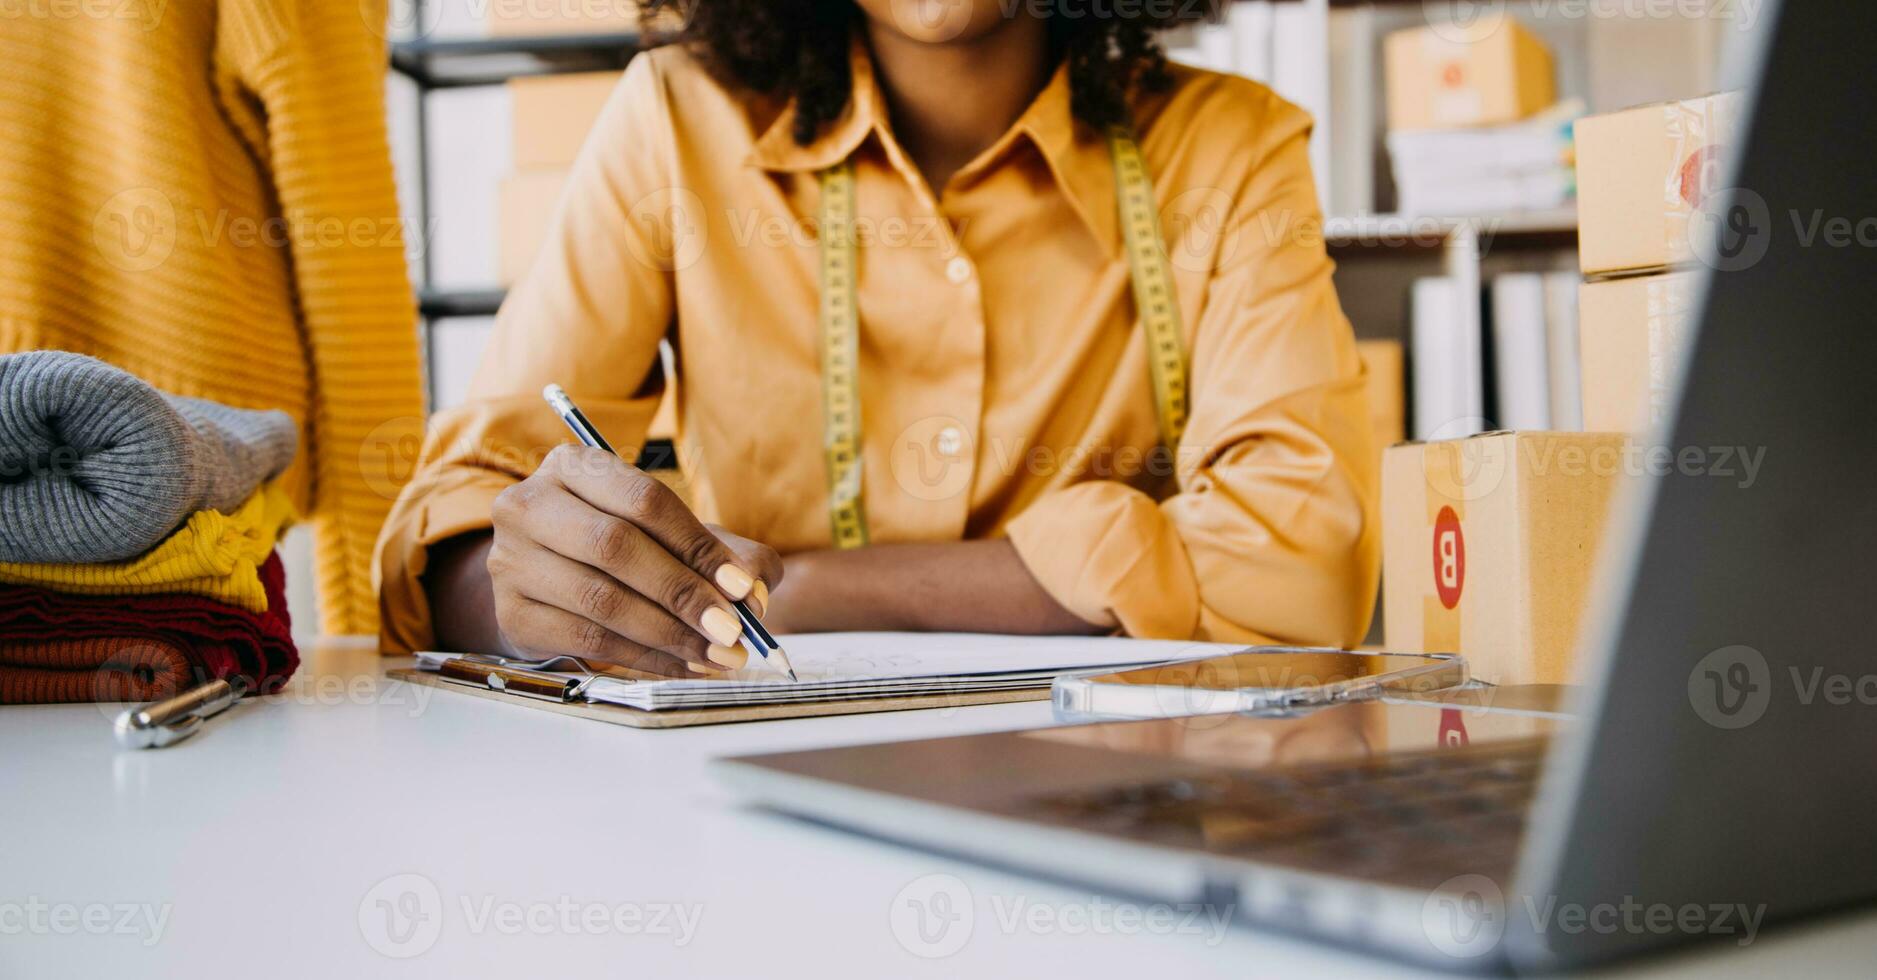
top-left (374, 41), bottom-right (1379, 654)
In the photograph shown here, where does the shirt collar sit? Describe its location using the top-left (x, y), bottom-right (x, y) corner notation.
top-left (747, 34), bottom-right (884, 174)
top-left (1007, 58), bottom-right (1120, 258)
top-left (748, 37), bottom-right (1121, 258)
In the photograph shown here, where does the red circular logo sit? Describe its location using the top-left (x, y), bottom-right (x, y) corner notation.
top-left (1433, 506), bottom-right (1466, 610)
top-left (1441, 63), bottom-right (1465, 87)
top-left (1678, 145), bottom-right (1725, 208)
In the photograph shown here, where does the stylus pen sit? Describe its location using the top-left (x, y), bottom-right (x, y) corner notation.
top-left (542, 384), bottom-right (797, 681)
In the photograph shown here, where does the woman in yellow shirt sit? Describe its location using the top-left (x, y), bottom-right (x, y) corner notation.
top-left (377, 0), bottom-right (1379, 674)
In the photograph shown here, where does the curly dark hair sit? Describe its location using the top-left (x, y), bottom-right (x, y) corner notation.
top-left (638, 1), bottom-right (1193, 145)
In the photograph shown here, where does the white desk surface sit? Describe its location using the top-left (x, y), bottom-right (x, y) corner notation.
top-left (4, 639), bottom-right (1873, 979)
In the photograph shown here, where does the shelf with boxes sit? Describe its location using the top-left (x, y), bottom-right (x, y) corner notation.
top-left (1381, 87), bottom-right (1744, 689)
top-left (388, 1), bottom-right (675, 461)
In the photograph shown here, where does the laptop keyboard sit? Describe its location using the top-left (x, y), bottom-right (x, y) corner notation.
top-left (1026, 737), bottom-right (1549, 887)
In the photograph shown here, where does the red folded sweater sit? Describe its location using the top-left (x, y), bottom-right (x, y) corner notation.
top-left (0, 553), bottom-right (299, 704)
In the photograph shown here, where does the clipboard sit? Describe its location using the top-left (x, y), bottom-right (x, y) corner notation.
top-left (386, 662), bottom-right (1049, 730)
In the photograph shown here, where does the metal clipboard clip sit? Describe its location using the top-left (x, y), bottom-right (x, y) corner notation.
top-left (435, 654), bottom-right (611, 704)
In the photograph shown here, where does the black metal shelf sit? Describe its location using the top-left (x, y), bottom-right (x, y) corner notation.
top-left (417, 287), bottom-right (507, 320)
top-left (389, 32), bottom-right (645, 89)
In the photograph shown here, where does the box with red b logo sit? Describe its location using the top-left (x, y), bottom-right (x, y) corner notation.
top-left (1575, 91), bottom-right (1745, 277)
top-left (1382, 432), bottom-right (1634, 686)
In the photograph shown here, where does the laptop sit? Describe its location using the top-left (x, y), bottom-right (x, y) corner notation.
top-left (715, 1), bottom-right (1877, 972)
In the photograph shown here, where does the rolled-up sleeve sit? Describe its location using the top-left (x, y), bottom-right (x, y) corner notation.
top-left (1007, 105), bottom-right (1380, 647)
top-left (373, 55), bottom-right (679, 654)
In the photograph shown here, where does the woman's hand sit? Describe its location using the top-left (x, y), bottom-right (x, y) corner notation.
top-left (482, 445), bottom-right (782, 677)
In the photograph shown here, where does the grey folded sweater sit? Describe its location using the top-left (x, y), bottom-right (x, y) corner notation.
top-left (0, 351), bottom-right (298, 564)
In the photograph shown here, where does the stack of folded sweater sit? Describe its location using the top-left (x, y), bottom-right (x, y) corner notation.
top-left (0, 352), bottom-right (303, 704)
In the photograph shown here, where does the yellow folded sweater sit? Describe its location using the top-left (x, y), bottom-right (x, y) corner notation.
top-left (0, 484), bottom-right (297, 614)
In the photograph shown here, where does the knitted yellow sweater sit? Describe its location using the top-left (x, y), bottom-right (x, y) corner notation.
top-left (0, 1), bottom-right (423, 635)
top-left (0, 483), bottom-right (297, 613)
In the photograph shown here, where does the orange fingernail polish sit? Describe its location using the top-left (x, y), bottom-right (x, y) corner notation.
top-left (706, 643), bottom-right (748, 669)
top-left (701, 606), bottom-right (742, 647)
top-left (715, 564), bottom-right (754, 600)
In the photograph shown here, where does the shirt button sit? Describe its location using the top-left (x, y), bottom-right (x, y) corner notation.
top-left (936, 426), bottom-right (964, 457)
top-left (945, 256), bottom-right (972, 285)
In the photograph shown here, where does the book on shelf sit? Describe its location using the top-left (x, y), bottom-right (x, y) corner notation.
top-left (1542, 270), bottom-right (1584, 431)
top-left (1412, 272), bottom-right (1586, 440)
top-left (1489, 272), bottom-right (1552, 431)
top-left (1409, 276), bottom-right (1484, 441)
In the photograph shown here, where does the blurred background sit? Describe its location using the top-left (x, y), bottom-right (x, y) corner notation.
top-left (283, 0), bottom-right (1766, 643)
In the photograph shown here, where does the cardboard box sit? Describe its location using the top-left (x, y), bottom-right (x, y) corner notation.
top-left (1358, 339), bottom-right (1407, 452)
top-left (1383, 432), bottom-right (1630, 686)
top-left (1577, 271), bottom-right (1698, 433)
top-left (1384, 20), bottom-right (1555, 131)
top-left (1575, 91), bottom-right (1744, 276)
top-left (509, 71), bottom-right (621, 170)
top-left (498, 168), bottom-right (567, 285)
top-left (485, 0), bottom-right (638, 37)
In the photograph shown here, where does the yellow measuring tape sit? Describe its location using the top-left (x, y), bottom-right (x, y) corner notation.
top-left (815, 128), bottom-right (1188, 549)
top-left (818, 159), bottom-right (870, 550)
